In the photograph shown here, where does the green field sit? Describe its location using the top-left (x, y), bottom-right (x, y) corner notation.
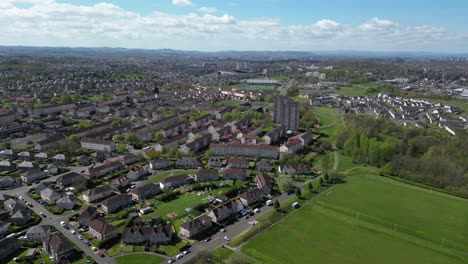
top-left (242, 168), bottom-right (468, 264)
top-left (316, 173), bottom-right (468, 251)
top-left (115, 253), bottom-right (165, 264)
top-left (243, 204), bottom-right (467, 264)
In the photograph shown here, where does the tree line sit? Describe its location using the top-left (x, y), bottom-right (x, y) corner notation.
top-left (337, 114), bottom-right (468, 197)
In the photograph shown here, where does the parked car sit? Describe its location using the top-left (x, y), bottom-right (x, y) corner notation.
top-left (224, 236), bottom-right (230, 241)
top-left (220, 228), bottom-right (226, 233)
top-left (78, 235), bottom-right (83, 240)
top-left (168, 258), bottom-right (176, 263)
top-left (204, 237), bottom-right (211, 242)
top-left (98, 251), bottom-right (104, 257)
top-left (176, 253), bottom-right (183, 259)
top-left (183, 250), bottom-right (190, 255)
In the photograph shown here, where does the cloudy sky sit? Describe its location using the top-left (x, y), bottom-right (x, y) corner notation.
top-left (1, 0), bottom-right (467, 52)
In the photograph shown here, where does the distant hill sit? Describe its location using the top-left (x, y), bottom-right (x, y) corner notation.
top-left (0, 45), bottom-right (467, 59)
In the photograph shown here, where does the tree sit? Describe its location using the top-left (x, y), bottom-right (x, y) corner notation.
top-left (61, 93), bottom-right (72, 104)
top-left (323, 173), bottom-right (329, 183)
top-left (319, 177), bottom-right (324, 186)
top-left (306, 182), bottom-right (313, 193)
top-left (125, 134), bottom-right (139, 144)
top-left (116, 143), bottom-right (127, 154)
top-left (273, 200), bottom-right (280, 210)
top-left (68, 134), bottom-right (80, 144)
top-left (154, 132), bottom-right (165, 143)
top-left (295, 188), bottom-right (302, 197)
top-left (277, 174), bottom-right (293, 192)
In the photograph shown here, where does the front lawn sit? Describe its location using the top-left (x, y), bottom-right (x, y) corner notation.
top-left (143, 193), bottom-right (208, 221)
top-left (115, 253), bottom-right (165, 264)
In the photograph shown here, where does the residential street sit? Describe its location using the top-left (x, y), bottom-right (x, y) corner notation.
top-left (2, 168), bottom-right (116, 264)
top-left (173, 192), bottom-right (292, 264)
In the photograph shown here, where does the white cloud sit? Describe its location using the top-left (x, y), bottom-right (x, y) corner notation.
top-left (0, 1), bottom-right (466, 52)
top-left (198, 7), bottom-right (217, 13)
top-left (172, 0), bottom-right (193, 7)
top-left (360, 17), bottom-right (397, 32)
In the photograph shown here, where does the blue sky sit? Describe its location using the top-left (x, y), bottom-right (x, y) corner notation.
top-left (61, 0), bottom-right (467, 30)
top-left (0, 0), bottom-right (467, 52)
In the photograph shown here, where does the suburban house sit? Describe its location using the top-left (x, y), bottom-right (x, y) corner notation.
top-left (255, 160), bottom-right (271, 172)
top-left (210, 143), bottom-right (279, 159)
top-left (208, 204), bottom-right (233, 223)
top-left (159, 174), bottom-right (191, 189)
top-left (175, 157), bottom-right (201, 169)
top-left (119, 154), bottom-right (138, 165)
top-left (42, 235), bottom-right (74, 260)
top-left (101, 194), bottom-right (133, 214)
top-left (84, 161), bottom-right (122, 179)
top-left (11, 209), bottom-right (31, 226)
top-left (279, 139), bottom-right (303, 153)
top-left (123, 224), bottom-right (173, 245)
top-left (0, 161), bottom-right (15, 172)
top-left (180, 133), bottom-right (212, 154)
top-left (35, 182), bottom-right (53, 195)
top-left (256, 172), bottom-right (272, 195)
top-left (0, 221), bottom-right (8, 236)
top-left (56, 172), bottom-right (83, 187)
top-left (79, 206), bottom-right (98, 226)
top-left (17, 161), bottom-right (37, 172)
top-left (127, 165), bottom-right (150, 182)
top-left (0, 237), bottom-right (20, 263)
top-left (0, 176), bottom-right (18, 189)
top-left (111, 176), bottom-right (130, 190)
top-left (190, 114), bottom-right (212, 128)
top-left (207, 157), bottom-right (223, 168)
top-left (17, 151), bottom-right (32, 161)
top-left (278, 164), bottom-right (312, 175)
top-left (56, 196), bottom-right (77, 210)
top-left (80, 137), bottom-right (116, 152)
top-left (239, 188), bottom-right (264, 206)
top-left (52, 154), bottom-right (70, 166)
top-left (227, 158), bottom-right (249, 169)
top-left (20, 168), bottom-right (46, 184)
top-left (40, 188), bottom-right (61, 204)
top-left (129, 184), bottom-right (161, 201)
top-left (179, 214), bottom-right (213, 238)
top-left (34, 152), bottom-right (48, 162)
top-left (194, 169), bottom-right (219, 182)
top-left (89, 218), bottom-right (118, 241)
top-left (26, 225), bottom-right (51, 242)
top-left (263, 125), bottom-right (286, 145)
top-left (0, 149), bottom-right (16, 160)
top-left (34, 134), bottom-right (68, 151)
top-left (82, 186), bottom-right (114, 203)
top-left (46, 163), bottom-right (58, 175)
top-left (149, 158), bottom-right (171, 170)
top-left (223, 168), bottom-right (247, 181)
